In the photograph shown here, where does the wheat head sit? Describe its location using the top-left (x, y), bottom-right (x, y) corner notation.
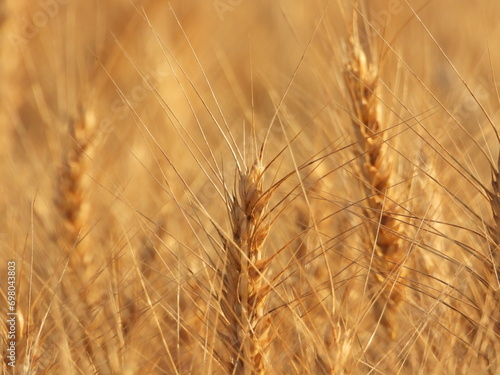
top-left (218, 160), bottom-right (274, 374)
top-left (343, 18), bottom-right (407, 339)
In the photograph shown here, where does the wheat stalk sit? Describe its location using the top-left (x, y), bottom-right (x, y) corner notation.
top-left (218, 160), bottom-right (275, 374)
top-left (486, 152), bottom-right (500, 349)
top-left (488, 154), bottom-right (500, 272)
top-left (343, 18), bottom-right (407, 339)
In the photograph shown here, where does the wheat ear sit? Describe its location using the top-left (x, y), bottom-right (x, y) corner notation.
top-left (218, 160), bottom-right (274, 374)
top-left (54, 107), bottom-right (97, 275)
top-left (343, 21), bottom-right (406, 338)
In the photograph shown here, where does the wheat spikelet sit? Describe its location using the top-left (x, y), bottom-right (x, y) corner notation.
top-left (314, 318), bottom-right (353, 375)
top-left (343, 17), bottom-right (406, 338)
top-left (218, 160), bottom-right (274, 374)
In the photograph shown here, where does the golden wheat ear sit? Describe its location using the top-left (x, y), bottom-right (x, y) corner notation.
top-left (54, 105), bottom-right (98, 280)
top-left (343, 16), bottom-right (407, 339)
top-left (216, 159), bottom-right (276, 374)
top-left (55, 109), bottom-right (96, 232)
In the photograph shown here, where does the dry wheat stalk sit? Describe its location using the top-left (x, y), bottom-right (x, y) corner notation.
top-left (487, 154), bottom-right (500, 272)
top-left (487, 153), bottom-right (500, 340)
top-left (218, 160), bottom-right (274, 375)
top-left (343, 20), bottom-right (406, 338)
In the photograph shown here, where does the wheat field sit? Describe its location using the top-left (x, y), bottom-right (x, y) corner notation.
top-left (1, 1), bottom-right (499, 374)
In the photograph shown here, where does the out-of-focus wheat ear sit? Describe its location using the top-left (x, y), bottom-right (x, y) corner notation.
top-left (218, 159), bottom-right (275, 374)
top-left (0, 2), bottom-right (25, 160)
top-left (54, 106), bottom-right (97, 277)
top-left (315, 318), bottom-right (353, 375)
top-left (343, 16), bottom-right (407, 339)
